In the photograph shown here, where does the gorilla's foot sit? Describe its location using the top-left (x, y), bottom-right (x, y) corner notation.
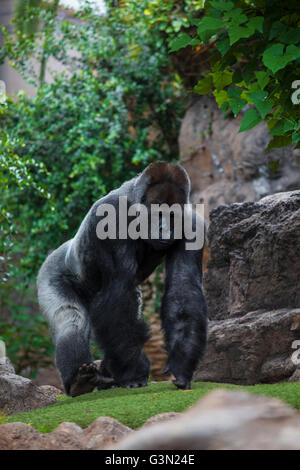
top-left (69, 363), bottom-right (100, 397)
top-left (120, 376), bottom-right (148, 389)
top-left (173, 378), bottom-right (191, 390)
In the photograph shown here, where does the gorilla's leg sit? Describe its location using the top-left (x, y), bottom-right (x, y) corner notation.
top-left (37, 270), bottom-right (96, 395)
top-left (89, 283), bottom-right (151, 389)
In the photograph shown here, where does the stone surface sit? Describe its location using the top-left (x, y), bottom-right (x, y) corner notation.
top-left (179, 98), bottom-right (300, 225)
top-left (115, 389), bottom-right (300, 450)
top-left (0, 360), bottom-right (60, 414)
top-left (204, 191), bottom-right (300, 319)
top-left (0, 356), bottom-right (15, 375)
top-left (0, 417), bottom-right (131, 450)
top-left (288, 368), bottom-right (300, 382)
top-left (143, 412), bottom-right (181, 427)
top-left (81, 417), bottom-right (132, 450)
top-left (194, 309), bottom-right (300, 385)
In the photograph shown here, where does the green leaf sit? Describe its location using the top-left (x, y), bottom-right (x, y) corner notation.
top-left (210, 1), bottom-right (234, 11)
top-left (229, 97), bottom-right (247, 116)
top-left (269, 21), bottom-right (285, 40)
top-left (263, 44), bottom-right (300, 73)
top-left (247, 90), bottom-right (274, 118)
top-left (169, 33), bottom-right (194, 52)
top-left (270, 119), bottom-right (295, 136)
top-left (227, 9), bottom-right (247, 25)
top-left (213, 89), bottom-right (229, 107)
top-left (216, 36), bottom-right (230, 56)
top-left (229, 25), bottom-right (252, 45)
top-left (197, 17), bottom-right (224, 40)
top-left (247, 17), bottom-right (264, 34)
top-left (211, 70), bottom-right (233, 90)
top-left (266, 135), bottom-right (292, 150)
top-left (255, 71), bottom-right (270, 90)
top-left (292, 133), bottom-right (300, 143)
top-left (279, 27), bottom-right (300, 45)
top-left (227, 86), bottom-right (242, 99)
top-left (239, 109), bottom-right (262, 132)
top-left (194, 76), bottom-right (213, 95)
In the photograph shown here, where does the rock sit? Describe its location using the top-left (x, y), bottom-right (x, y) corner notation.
top-left (143, 412), bottom-right (181, 427)
top-left (38, 385), bottom-right (63, 400)
top-left (0, 357), bottom-right (15, 375)
top-left (288, 368), bottom-right (300, 382)
top-left (0, 372), bottom-right (59, 414)
top-left (115, 389), bottom-right (300, 450)
top-left (81, 417), bottom-right (132, 450)
top-left (194, 309), bottom-right (300, 384)
top-left (204, 190), bottom-right (300, 319)
top-left (179, 98), bottom-right (300, 225)
top-left (0, 423), bottom-right (48, 450)
top-left (0, 422), bottom-right (84, 450)
top-left (0, 417), bottom-right (132, 450)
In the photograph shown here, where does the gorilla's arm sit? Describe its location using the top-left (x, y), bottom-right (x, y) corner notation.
top-left (160, 213), bottom-right (207, 390)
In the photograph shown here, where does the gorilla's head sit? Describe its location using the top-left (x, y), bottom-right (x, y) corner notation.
top-left (134, 162), bottom-right (190, 250)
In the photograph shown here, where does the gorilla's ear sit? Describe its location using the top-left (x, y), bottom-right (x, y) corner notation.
top-left (134, 162), bottom-right (190, 203)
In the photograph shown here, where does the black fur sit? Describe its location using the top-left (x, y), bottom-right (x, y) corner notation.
top-left (37, 162), bottom-right (207, 395)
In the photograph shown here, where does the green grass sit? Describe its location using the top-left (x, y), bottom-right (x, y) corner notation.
top-left (5, 381), bottom-right (300, 433)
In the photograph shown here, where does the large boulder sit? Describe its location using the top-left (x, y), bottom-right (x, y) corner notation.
top-left (194, 309), bottom-right (300, 384)
top-left (179, 97), bottom-right (300, 224)
top-left (115, 389), bottom-right (300, 450)
top-left (0, 357), bottom-right (61, 414)
top-left (193, 190), bottom-right (300, 384)
top-left (204, 191), bottom-right (300, 319)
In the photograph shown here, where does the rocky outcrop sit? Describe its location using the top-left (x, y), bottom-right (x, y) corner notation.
top-left (179, 97), bottom-right (300, 224)
top-left (0, 417), bottom-right (131, 450)
top-left (193, 190), bottom-right (300, 384)
top-left (194, 309), bottom-right (300, 384)
top-left (204, 191), bottom-right (300, 319)
top-left (115, 389), bottom-right (300, 450)
top-left (0, 357), bottom-right (61, 415)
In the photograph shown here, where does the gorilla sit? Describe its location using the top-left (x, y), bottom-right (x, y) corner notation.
top-left (37, 162), bottom-right (207, 397)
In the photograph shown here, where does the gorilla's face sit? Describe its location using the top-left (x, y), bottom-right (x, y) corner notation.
top-left (143, 181), bottom-right (185, 250)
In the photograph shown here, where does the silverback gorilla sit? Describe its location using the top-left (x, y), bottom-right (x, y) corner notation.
top-left (37, 162), bottom-right (207, 397)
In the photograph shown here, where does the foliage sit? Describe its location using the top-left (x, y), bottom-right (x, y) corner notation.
top-left (0, 126), bottom-right (54, 287)
top-left (5, 381), bottom-right (300, 432)
top-left (169, 0), bottom-right (300, 149)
